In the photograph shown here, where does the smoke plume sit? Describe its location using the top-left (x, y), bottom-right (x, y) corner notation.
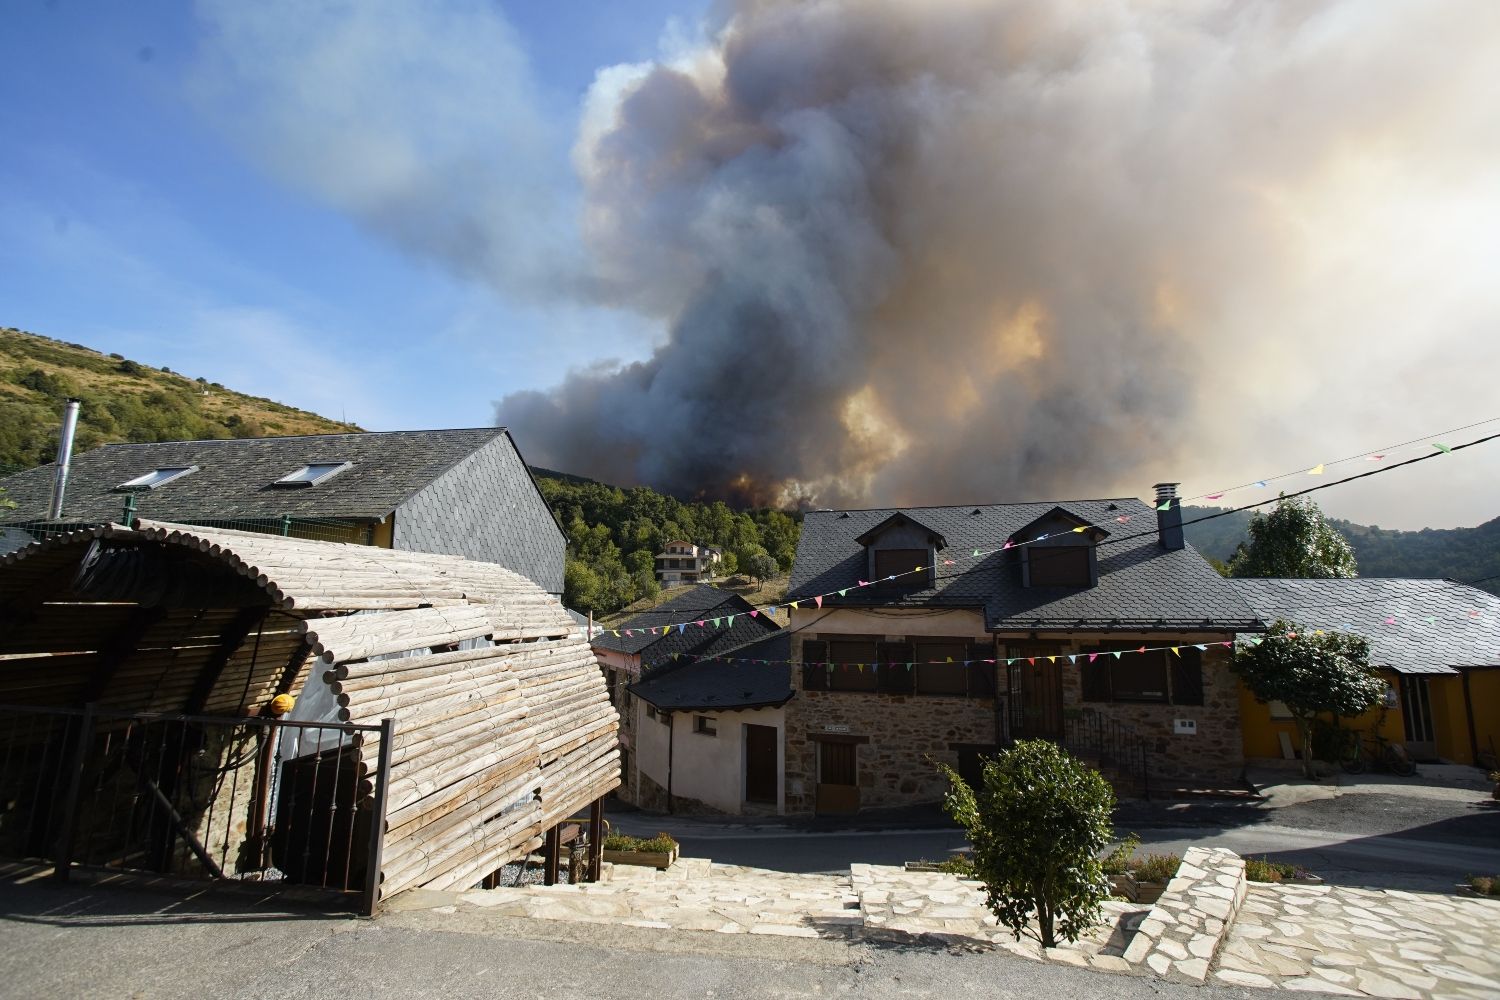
top-left (493, 0), bottom-right (1500, 512)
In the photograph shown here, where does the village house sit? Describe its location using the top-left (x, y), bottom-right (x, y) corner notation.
top-left (654, 540), bottom-right (723, 586)
top-left (781, 484), bottom-right (1264, 815)
top-left (590, 585), bottom-right (782, 813)
top-left (0, 427), bottom-right (566, 596)
top-left (1231, 578), bottom-right (1500, 767)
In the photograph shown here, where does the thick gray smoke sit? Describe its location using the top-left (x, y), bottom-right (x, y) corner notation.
top-left (496, 0), bottom-right (1500, 511)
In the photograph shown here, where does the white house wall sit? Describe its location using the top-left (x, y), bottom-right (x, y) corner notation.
top-left (632, 700), bottom-right (786, 815)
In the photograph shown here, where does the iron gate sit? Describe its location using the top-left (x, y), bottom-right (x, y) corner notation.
top-left (0, 704), bottom-right (393, 914)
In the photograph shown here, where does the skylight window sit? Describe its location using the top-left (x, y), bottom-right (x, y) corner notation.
top-left (274, 462), bottom-right (352, 487)
top-left (117, 466), bottom-right (198, 490)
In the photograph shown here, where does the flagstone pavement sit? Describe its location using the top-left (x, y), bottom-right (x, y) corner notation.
top-left (1212, 883), bottom-right (1500, 999)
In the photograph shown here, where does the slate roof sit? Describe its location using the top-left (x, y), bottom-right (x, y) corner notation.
top-left (592, 584), bottom-right (782, 670)
top-left (0, 428), bottom-right (513, 523)
top-left (787, 499), bottom-right (1262, 632)
top-left (1230, 578), bottom-right (1500, 675)
top-left (628, 633), bottom-right (793, 713)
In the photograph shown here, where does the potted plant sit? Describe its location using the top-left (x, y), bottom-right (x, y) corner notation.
top-left (1127, 852), bottom-right (1181, 904)
top-left (601, 831), bottom-right (679, 870)
top-left (1458, 875), bottom-right (1500, 900)
top-left (1100, 834), bottom-right (1140, 899)
top-left (1245, 856), bottom-right (1322, 885)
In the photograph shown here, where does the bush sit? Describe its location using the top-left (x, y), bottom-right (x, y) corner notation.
top-left (941, 739), bottom-right (1115, 948)
top-left (1131, 853), bottom-right (1182, 884)
top-left (1245, 857), bottom-right (1299, 883)
top-left (602, 832), bottom-right (678, 853)
top-left (936, 855), bottom-right (976, 877)
top-left (117, 359), bottom-right (143, 375)
top-left (1100, 833), bottom-right (1141, 876)
top-left (1467, 875), bottom-right (1499, 896)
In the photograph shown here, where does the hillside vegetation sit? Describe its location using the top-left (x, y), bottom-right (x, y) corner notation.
top-left (534, 473), bottom-right (800, 615)
top-left (0, 326), bottom-right (360, 474)
top-left (1184, 505), bottom-right (1500, 596)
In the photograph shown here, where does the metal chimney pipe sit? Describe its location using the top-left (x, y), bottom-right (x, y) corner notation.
top-left (47, 398), bottom-right (82, 520)
top-left (1154, 482), bottom-right (1184, 551)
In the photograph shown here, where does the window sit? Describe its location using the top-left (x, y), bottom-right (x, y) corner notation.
top-left (1027, 546), bottom-right (1092, 587)
top-left (117, 466), bottom-right (198, 490)
top-left (827, 639), bottom-right (879, 692)
top-left (274, 462), bottom-right (352, 487)
top-left (915, 640), bottom-right (968, 696)
top-left (874, 549), bottom-right (931, 591)
top-left (877, 641), bottom-right (915, 694)
top-left (693, 715), bottom-right (717, 736)
top-left (1081, 643), bottom-right (1169, 703)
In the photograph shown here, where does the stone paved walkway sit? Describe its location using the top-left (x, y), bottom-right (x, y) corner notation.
top-left (1213, 883), bottom-right (1500, 999)
top-left (434, 857), bottom-right (1148, 968)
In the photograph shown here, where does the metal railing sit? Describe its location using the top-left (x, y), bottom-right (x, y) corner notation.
top-left (0, 704), bottom-right (394, 914)
top-left (1057, 708), bottom-right (1151, 800)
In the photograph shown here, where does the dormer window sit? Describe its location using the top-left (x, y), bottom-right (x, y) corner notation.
top-left (874, 549), bottom-right (930, 590)
top-left (1013, 506), bottom-right (1108, 589)
top-left (855, 513), bottom-right (945, 593)
top-left (274, 462), bottom-right (352, 487)
top-left (117, 466), bottom-right (198, 490)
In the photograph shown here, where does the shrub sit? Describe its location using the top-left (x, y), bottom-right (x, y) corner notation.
top-left (602, 832), bottom-right (678, 853)
top-left (941, 739), bottom-right (1114, 948)
top-left (1132, 853), bottom-right (1182, 884)
top-left (936, 855), bottom-right (976, 878)
top-left (1101, 833), bottom-right (1141, 876)
top-left (1245, 856), bottom-right (1296, 883)
top-left (117, 359), bottom-right (143, 376)
top-left (1467, 875), bottom-right (1499, 896)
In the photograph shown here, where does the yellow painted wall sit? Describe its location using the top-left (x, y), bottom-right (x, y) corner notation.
top-left (1238, 670), bottom-right (1404, 760)
top-left (1429, 676), bottom-right (1473, 764)
top-left (371, 516), bottom-right (394, 548)
top-left (1463, 668), bottom-right (1500, 767)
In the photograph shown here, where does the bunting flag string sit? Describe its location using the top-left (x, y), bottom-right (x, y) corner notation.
top-left (597, 424), bottom-right (1500, 641)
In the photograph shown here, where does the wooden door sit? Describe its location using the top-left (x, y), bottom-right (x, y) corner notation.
top-left (1008, 644), bottom-right (1064, 739)
top-left (744, 725), bottom-right (778, 804)
top-left (816, 741), bottom-right (859, 814)
top-left (1400, 676), bottom-right (1437, 761)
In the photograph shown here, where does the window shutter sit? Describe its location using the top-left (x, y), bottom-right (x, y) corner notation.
top-left (1081, 655), bottom-right (1111, 703)
top-left (1171, 646), bottom-right (1204, 706)
top-left (965, 643), bottom-right (996, 698)
top-left (801, 641), bottom-right (828, 691)
top-left (877, 642), bottom-right (915, 693)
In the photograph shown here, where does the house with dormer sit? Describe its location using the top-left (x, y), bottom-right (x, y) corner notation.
top-left (781, 484), bottom-right (1264, 815)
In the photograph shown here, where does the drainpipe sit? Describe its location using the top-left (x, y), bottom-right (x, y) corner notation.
top-left (47, 399), bottom-right (82, 520)
top-left (666, 711), bottom-right (675, 814)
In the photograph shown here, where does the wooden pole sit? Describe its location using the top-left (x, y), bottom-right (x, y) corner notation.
top-left (543, 825), bottom-right (560, 886)
top-left (588, 797), bottom-right (604, 883)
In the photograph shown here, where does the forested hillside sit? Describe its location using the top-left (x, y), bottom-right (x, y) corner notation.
top-left (1184, 505), bottom-right (1500, 595)
top-left (0, 326), bottom-right (359, 474)
top-left (534, 473), bottom-right (800, 615)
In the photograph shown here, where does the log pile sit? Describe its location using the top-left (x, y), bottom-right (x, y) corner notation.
top-left (0, 520), bottom-right (620, 901)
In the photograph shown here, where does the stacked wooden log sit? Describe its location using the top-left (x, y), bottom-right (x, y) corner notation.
top-left (0, 520), bottom-right (620, 900)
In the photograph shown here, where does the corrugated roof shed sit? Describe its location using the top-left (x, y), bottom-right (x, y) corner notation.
top-left (1230, 577), bottom-right (1500, 675)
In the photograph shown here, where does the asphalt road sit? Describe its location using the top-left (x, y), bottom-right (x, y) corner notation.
top-left (0, 873), bottom-right (1258, 1000)
top-left (614, 786), bottom-right (1500, 891)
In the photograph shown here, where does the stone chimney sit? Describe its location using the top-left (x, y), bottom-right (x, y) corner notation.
top-left (1154, 482), bottom-right (1184, 551)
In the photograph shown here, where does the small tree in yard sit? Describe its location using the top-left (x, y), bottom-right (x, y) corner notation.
top-left (1229, 495), bottom-right (1357, 579)
top-left (1232, 619), bottom-right (1384, 778)
top-left (940, 740), bottom-right (1114, 948)
top-left (745, 552), bottom-right (778, 587)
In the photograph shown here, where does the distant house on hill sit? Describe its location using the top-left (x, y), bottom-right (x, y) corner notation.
top-left (1231, 577), bottom-right (1500, 767)
top-left (654, 540), bottom-right (723, 586)
top-left (590, 584), bottom-right (784, 813)
top-left (0, 427), bottom-right (566, 595)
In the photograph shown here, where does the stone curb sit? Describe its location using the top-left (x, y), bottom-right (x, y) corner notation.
top-left (1121, 846), bottom-right (1246, 984)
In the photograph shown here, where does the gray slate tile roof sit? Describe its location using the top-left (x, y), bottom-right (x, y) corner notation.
top-left (1230, 578), bottom-right (1500, 675)
top-left (0, 428), bottom-right (509, 523)
top-left (787, 499), bottom-right (1261, 631)
top-left (592, 585), bottom-right (770, 657)
top-left (628, 633), bottom-right (793, 713)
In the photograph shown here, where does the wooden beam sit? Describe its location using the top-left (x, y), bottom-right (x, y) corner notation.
top-left (78, 606), bottom-right (168, 704)
top-left (184, 608), bottom-right (265, 715)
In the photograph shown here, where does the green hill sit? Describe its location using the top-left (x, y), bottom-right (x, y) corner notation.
top-left (1184, 505), bottom-right (1500, 595)
top-left (0, 325), bottom-right (360, 474)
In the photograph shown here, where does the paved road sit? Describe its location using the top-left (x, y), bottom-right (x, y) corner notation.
top-left (0, 873), bottom-right (1253, 1000)
top-left (614, 786), bottom-right (1500, 891)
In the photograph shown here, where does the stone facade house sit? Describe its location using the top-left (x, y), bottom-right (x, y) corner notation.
top-left (591, 585), bottom-right (782, 812)
top-left (782, 485), bottom-right (1263, 815)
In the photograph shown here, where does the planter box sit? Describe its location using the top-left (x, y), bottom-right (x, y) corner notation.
top-left (1107, 874), bottom-right (1133, 899)
top-left (1131, 879), bottom-right (1168, 905)
top-left (603, 847), bottom-right (678, 870)
top-left (1457, 884), bottom-right (1500, 901)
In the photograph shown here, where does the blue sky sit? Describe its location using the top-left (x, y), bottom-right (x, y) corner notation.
top-left (0, 0), bottom-right (699, 429)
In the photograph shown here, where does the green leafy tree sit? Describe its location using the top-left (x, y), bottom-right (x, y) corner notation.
top-left (940, 741), bottom-right (1114, 948)
top-left (745, 551), bottom-right (779, 586)
top-left (1232, 620), bottom-right (1384, 778)
top-left (563, 558), bottom-right (602, 612)
top-left (1229, 495), bottom-right (1357, 579)
top-left (716, 550), bottom-right (738, 577)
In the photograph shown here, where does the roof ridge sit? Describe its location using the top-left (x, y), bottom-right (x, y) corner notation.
top-left (88, 427), bottom-right (506, 448)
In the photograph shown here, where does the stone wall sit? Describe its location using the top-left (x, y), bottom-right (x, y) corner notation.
top-left (785, 633), bottom-right (999, 815)
top-left (1054, 639), bottom-right (1244, 785)
top-left (1122, 846), bottom-right (1247, 984)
